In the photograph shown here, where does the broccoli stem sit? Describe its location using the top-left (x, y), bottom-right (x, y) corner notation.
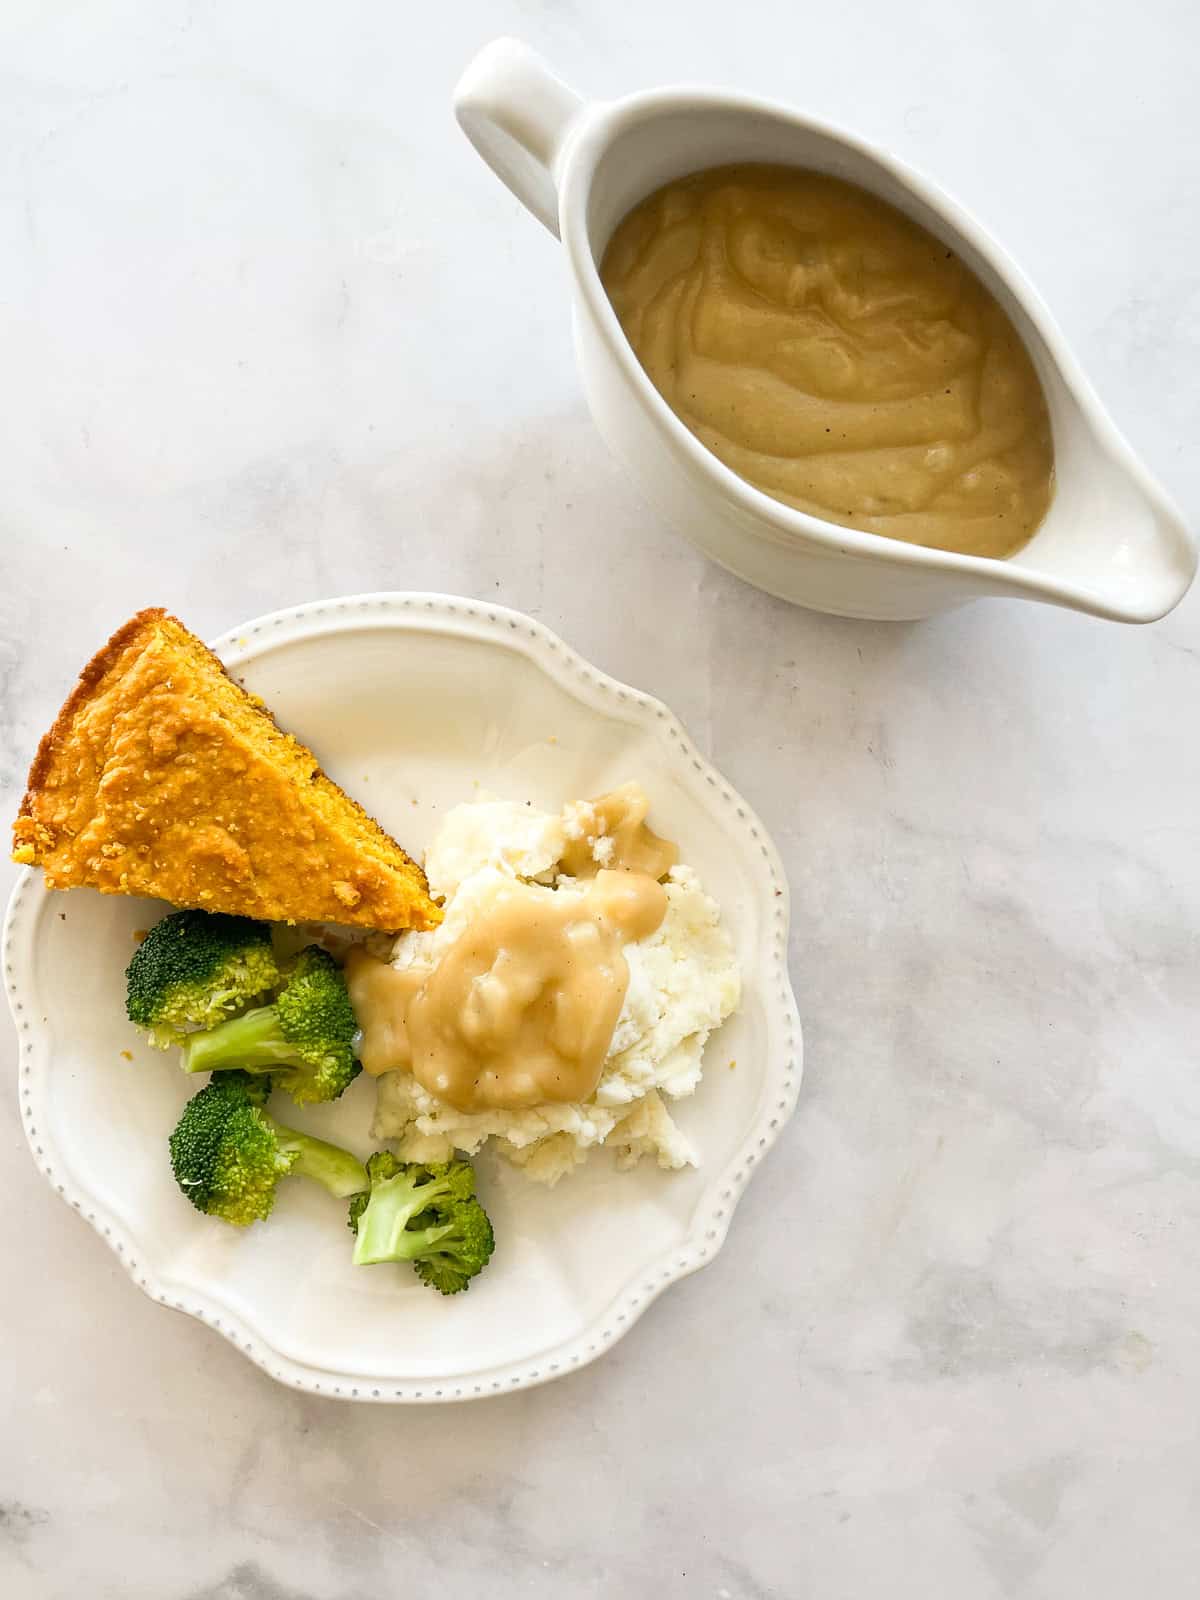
top-left (351, 1171), bottom-right (455, 1266)
top-left (271, 1121), bottom-right (368, 1199)
top-left (182, 1005), bottom-right (291, 1075)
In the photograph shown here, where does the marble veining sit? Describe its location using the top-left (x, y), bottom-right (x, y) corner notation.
top-left (1, 2), bottom-right (1199, 1597)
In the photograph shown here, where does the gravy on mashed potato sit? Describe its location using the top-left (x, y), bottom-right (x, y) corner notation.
top-left (354, 786), bottom-right (741, 1185)
top-left (560, 783), bottom-right (679, 880)
top-left (348, 869), bottom-right (666, 1112)
top-left (600, 164), bottom-right (1054, 559)
top-left (346, 784), bottom-right (679, 1114)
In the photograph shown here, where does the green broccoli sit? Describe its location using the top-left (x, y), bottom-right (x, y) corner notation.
top-left (126, 909), bottom-right (280, 1047)
top-left (181, 946), bottom-right (361, 1104)
top-left (169, 1071), bottom-right (368, 1227)
top-left (347, 1153), bottom-right (495, 1294)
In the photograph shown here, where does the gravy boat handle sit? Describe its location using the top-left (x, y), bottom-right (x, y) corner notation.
top-left (454, 38), bottom-right (585, 238)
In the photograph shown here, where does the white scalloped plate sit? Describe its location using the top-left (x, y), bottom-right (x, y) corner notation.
top-left (4, 594), bottom-right (801, 1401)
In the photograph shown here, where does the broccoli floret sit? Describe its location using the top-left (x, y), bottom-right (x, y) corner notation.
top-left (181, 946), bottom-right (361, 1104)
top-left (126, 910), bottom-right (280, 1047)
top-left (348, 1153), bottom-right (495, 1294)
top-left (168, 1072), bottom-right (368, 1227)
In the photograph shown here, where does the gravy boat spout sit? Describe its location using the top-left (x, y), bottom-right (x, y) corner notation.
top-left (993, 349), bottom-right (1195, 624)
top-left (456, 38), bottom-right (1196, 623)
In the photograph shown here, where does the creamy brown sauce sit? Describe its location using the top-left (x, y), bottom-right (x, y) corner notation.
top-left (560, 782), bottom-right (679, 880)
top-left (345, 952), bottom-right (425, 1077)
top-left (600, 164), bottom-right (1055, 559)
top-left (346, 869), bottom-right (668, 1112)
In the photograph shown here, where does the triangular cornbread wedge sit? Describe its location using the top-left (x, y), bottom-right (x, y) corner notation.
top-left (12, 608), bottom-right (440, 931)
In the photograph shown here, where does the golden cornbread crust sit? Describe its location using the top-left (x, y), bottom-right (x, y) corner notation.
top-left (12, 608), bottom-right (441, 932)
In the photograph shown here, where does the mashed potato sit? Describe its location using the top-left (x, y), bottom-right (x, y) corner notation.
top-left (371, 796), bottom-right (740, 1185)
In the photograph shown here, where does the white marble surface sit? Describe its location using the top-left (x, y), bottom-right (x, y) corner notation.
top-left (2, 2), bottom-right (1199, 1595)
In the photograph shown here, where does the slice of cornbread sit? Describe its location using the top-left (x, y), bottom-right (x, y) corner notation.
top-left (12, 608), bottom-right (440, 931)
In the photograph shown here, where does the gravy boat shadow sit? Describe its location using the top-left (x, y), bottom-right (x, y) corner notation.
top-left (455, 38), bottom-right (1195, 623)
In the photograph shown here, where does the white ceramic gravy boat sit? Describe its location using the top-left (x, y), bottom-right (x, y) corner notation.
top-left (455, 38), bottom-right (1195, 623)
